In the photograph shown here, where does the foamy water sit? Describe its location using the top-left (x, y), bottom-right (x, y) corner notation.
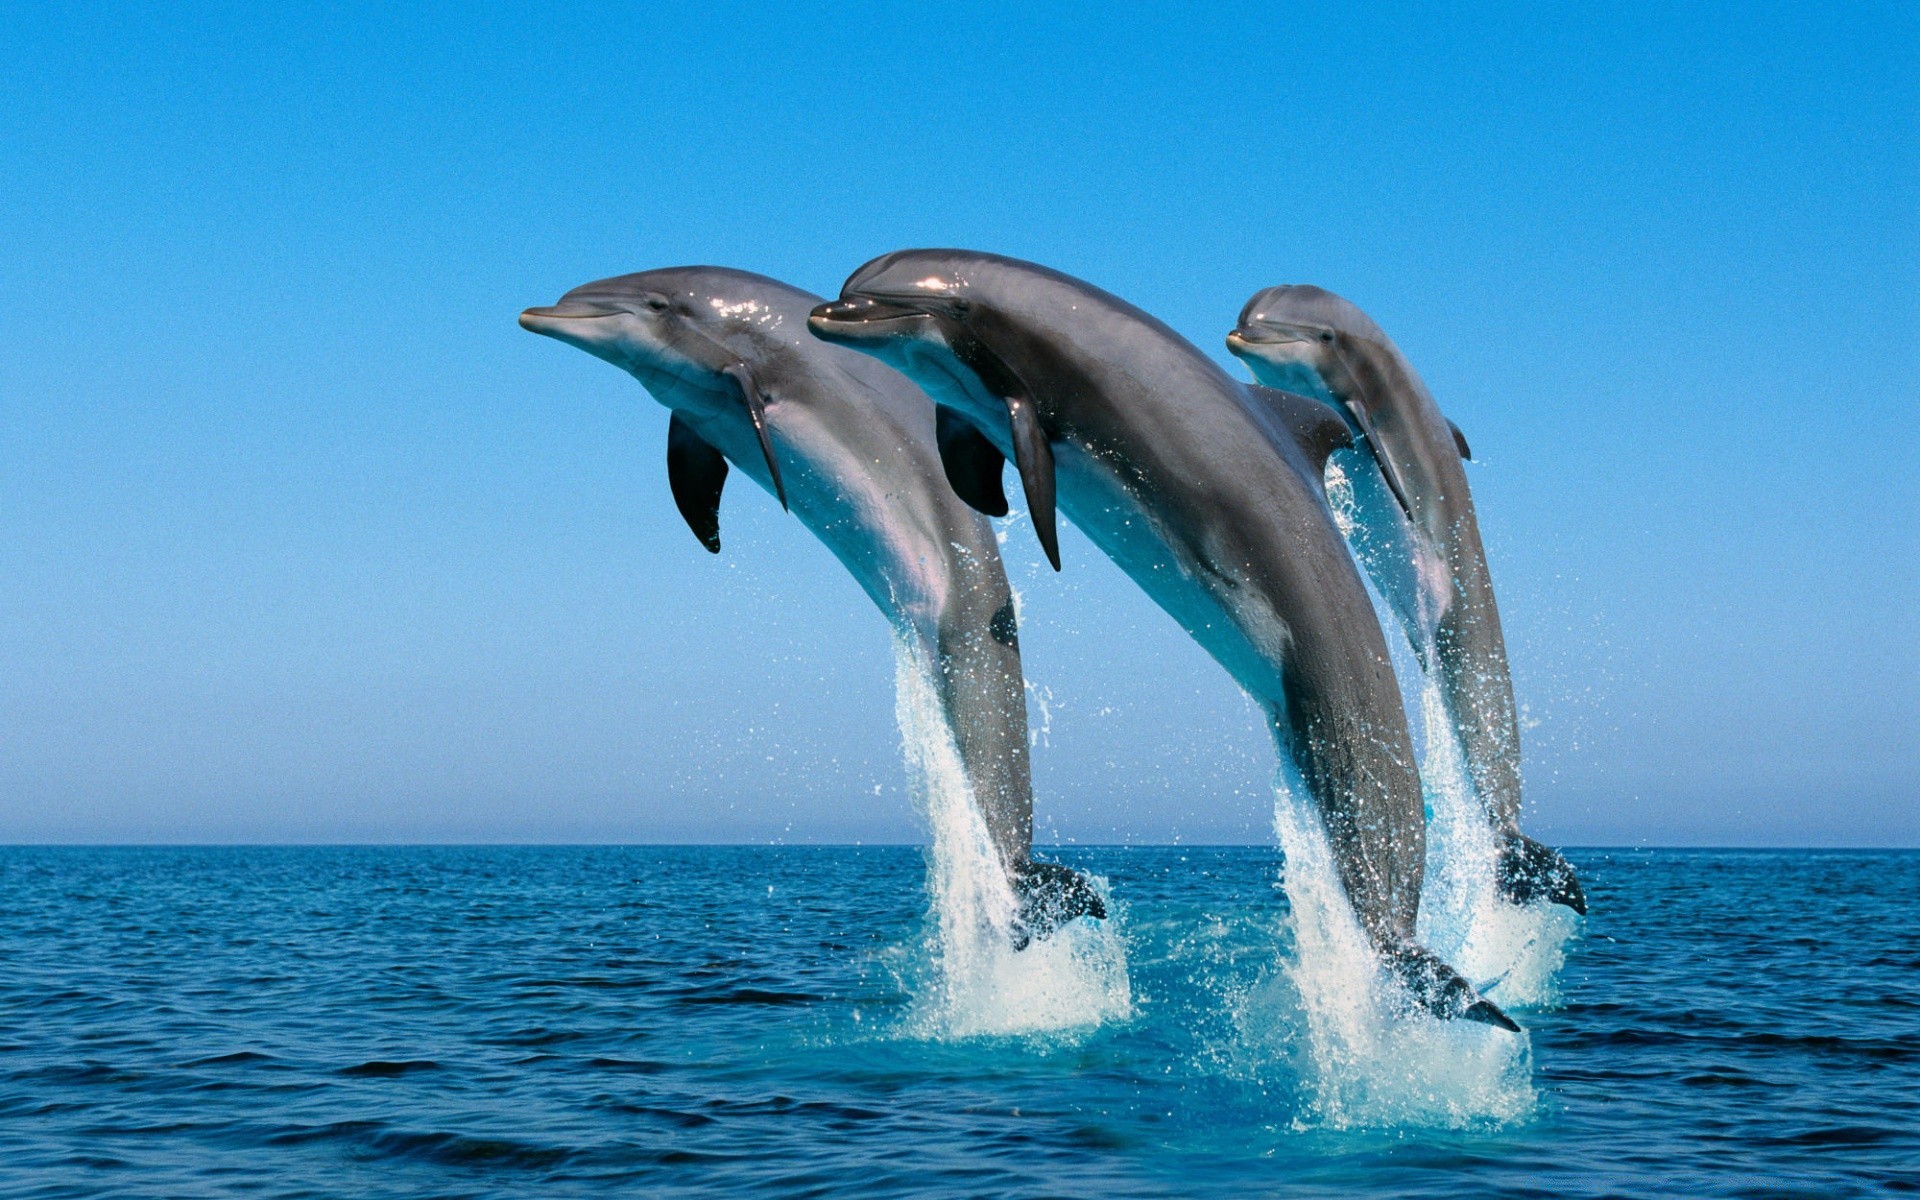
top-left (1414, 682), bottom-right (1578, 1010)
top-left (1261, 765), bottom-right (1537, 1128)
top-left (888, 637), bottom-right (1131, 1038)
top-left (1227, 458), bottom-right (1575, 1126)
top-left (1324, 454), bottom-right (1578, 1012)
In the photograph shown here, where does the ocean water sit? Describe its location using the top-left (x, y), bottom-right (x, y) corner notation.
top-left (0, 846), bottom-right (1913, 1198)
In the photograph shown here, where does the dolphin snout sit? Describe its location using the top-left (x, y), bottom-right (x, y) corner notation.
top-left (809, 298), bottom-right (877, 324)
top-left (519, 301), bottom-right (626, 332)
top-left (807, 297), bottom-right (927, 343)
top-left (1227, 324), bottom-right (1296, 348)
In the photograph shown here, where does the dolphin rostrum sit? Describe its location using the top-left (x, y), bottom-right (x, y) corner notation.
top-left (1228, 286), bottom-right (1584, 916)
top-left (809, 251), bottom-right (1516, 1030)
top-left (520, 267), bottom-right (1103, 943)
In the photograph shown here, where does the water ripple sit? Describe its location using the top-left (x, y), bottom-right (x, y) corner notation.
top-left (0, 846), bottom-right (1913, 1198)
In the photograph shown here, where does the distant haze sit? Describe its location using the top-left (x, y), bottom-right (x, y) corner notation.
top-left (1, 4), bottom-right (1914, 845)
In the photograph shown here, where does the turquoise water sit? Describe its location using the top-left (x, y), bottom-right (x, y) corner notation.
top-left (0, 846), bottom-right (1913, 1197)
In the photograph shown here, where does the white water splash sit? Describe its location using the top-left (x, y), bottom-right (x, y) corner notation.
top-left (1412, 683), bottom-right (1577, 1010)
top-left (1326, 454), bottom-right (1576, 1011)
top-left (1262, 767), bottom-right (1535, 1128)
top-left (888, 637), bottom-right (1130, 1039)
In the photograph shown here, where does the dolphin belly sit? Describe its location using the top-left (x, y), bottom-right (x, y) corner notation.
top-left (1049, 445), bottom-right (1293, 704)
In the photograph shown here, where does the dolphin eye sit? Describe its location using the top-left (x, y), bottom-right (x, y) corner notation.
top-left (1318, 331), bottom-right (1334, 343)
top-left (643, 294), bottom-right (670, 313)
top-left (948, 298), bottom-right (972, 318)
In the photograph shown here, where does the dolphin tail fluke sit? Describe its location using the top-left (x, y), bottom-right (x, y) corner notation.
top-left (1381, 943), bottom-right (1521, 1032)
top-left (1496, 834), bottom-right (1587, 915)
top-left (1007, 859), bottom-right (1105, 950)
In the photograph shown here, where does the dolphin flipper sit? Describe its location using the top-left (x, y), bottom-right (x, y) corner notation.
top-left (935, 405), bottom-right (1010, 517)
top-left (1381, 944), bottom-right (1521, 1031)
top-left (1497, 834), bottom-right (1587, 915)
top-left (720, 361), bottom-right (788, 510)
top-left (1008, 859), bottom-right (1106, 950)
top-left (1004, 395), bottom-right (1060, 571)
top-left (955, 333), bottom-right (1060, 570)
top-left (1330, 375), bottom-right (1419, 525)
top-left (666, 413), bottom-right (729, 553)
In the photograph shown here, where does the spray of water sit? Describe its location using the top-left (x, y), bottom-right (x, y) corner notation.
top-left (887, 636), bottom-right (1130, 1039)
top-left (1259, 767), bottom-right (1536, 1128)
top-left (1325, 455), bottom-right (1576, 1011)
top-left (1412, 683), bottom-right (1578, 1010)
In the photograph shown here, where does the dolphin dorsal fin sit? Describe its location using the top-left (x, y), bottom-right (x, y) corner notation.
top-left (1449, 419), bottom-right (1472, 461)
top-left (1245, 385), bottom-right (1354, 477)
top-left (935, 406), bottom-right (1010, 517)
top-left (667, 413), bottom-right (729, 553)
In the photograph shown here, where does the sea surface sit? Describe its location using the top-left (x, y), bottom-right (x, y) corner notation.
top-left (0, 845), bottom-right (1913, 1198)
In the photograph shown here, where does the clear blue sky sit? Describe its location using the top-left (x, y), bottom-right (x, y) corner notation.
top-left (2, 3), bottom-right (1914, 845)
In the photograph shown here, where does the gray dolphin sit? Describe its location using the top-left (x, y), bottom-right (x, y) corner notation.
top-left (809, 251), bottom-right (1515, 1030)
top-left (1228, 286), bottom-right (1584, 916)
top-left (519, 267), bottom-right (1102, 942)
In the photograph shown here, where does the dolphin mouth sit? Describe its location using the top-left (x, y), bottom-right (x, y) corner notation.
top-left (1227, 325), bottom-right (1309, 348)
top-left (519, 302), bottom-right (627, 331)
top-left (807, 297), bottom-right (929, 336)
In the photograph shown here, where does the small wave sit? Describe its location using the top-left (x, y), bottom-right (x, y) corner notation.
top-left (598, 1102), bottom-right (720, 1128)
top-left (263, 1119), bottom-right (383, 1146)
top-left (582, 1057), bottom-right (672, 1073)
top-left (488, 1028), bottom-right (591, 1047)
top-left (514, 977), bottom-right (658, 991)
top-left (18, 1062), bottom-right (147, 1087)
top-left (1765, 1124), bottom-right (1906, 1146)
top-left (363, 1128), bottom-right (574, 1168)
top-left (338, 1060), bottom-right (442, 1077)
top-left (181, 1051), bottom-right (275, 1068)
top-left (1557, 1028), bottom-right (1917, 1062)
top-left (1679, 1070), bottom-right (1775, 1089)
top-left (672, 988), bottom-right (821, 1007)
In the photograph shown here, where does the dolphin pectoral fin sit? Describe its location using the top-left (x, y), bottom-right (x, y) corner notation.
top-left (953, 333), bottom-right (1058, 567)
top-left (1009, 859), bottom-right (1106, 949)
top-left (1245, 385), bottom-right (1354, 482)
top-left (935, 406), bottom-right (1010, 517)
top-left (1497, 834), bottom-right (1587, 915)
top-left (1344, 403), bottom-right (1418, 524)
top-left (666, 413), bottom-right (729, 554)
top-left (1382, 944), bottom-right (1521, 1032)
top-left (1449, 419), bottom-right (1472, 461)
top-left (720, 362), bottom-right (788, 511)
top-left (1005, 395), bottom-right (1060, 571)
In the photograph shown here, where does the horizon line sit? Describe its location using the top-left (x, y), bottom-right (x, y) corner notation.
top-left (1, 841), bottom-right (1915, 852)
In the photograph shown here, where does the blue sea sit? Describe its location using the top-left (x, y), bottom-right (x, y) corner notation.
top-left (0, 845), bottom-right (1913, 1198)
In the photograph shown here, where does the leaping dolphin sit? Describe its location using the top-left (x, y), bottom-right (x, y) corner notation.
top-left (519, 267), bottom-right (1103, 943)
top-left (809, 251), bottom-right (1516, 1030)
top-left (1228, 286), bottom-right (1584, 916)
